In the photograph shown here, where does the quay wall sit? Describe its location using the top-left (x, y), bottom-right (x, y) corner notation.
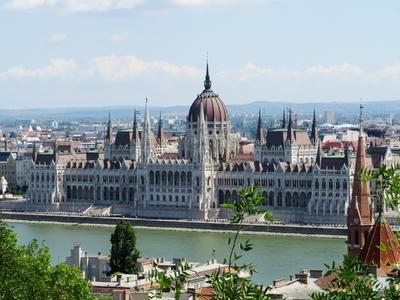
top-left (0, 211), bottom-right (348, 237)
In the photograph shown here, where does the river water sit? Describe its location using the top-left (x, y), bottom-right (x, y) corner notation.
top-left (8, 221), bottom-right (345, 284)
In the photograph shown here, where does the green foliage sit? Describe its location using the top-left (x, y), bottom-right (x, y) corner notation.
top-left (208, 187), bottom-right (272, 300)
top-left (0, 220), bottom-right (96, 300)
top-left (109, 220), bottom-right (140, 274)
top-left (148, 187), bottom-right (273, 300)
top-left (360, 164), bottom-right (400, 210)
top-left (209, 270), bottom-right (270, 300)
top-left (148, 262), bottom-right (191, 300)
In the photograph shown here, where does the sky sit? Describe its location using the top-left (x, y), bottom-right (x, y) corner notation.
top-left (1, 0), bottom-right (400, 109)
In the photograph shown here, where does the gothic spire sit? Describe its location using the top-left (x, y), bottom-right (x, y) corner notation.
top-left (310, 109), bottom-right (318, 145)
top-left (204, 61), bottom-right (212, 91)
top-left (286, 108), bottom-right (294, 143)
top-left (106, 112), bottom-right (112, 143)
top-left (256, 109), bottom-right (265, 144)
top-left (132, 109), bottom-right (139, 141)
top-left (157, 112), bottom-right (163, 146)
top-left (282, 109), bottom-right (287, 128)
top-left (347, 103), bottom-right (373, 257)
top-left (141, 98), bottom-right (152, 163)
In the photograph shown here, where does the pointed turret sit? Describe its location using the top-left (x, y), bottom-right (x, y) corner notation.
top-left (141, 98), bottom-right (152, 163)
top-left (347, 104), bottom-right (373, 257)
top-left (204, 61), bottom-right (212, 91)
top-left (282, 109), bottom-right (287, 128)
top-left (106, 112), bottom-right (112, 144)
top-left (310, 109), bottom-right (318, 145)
top-left (286, 109), bottom-right (294, 143)
top-left (256, 109), bottom-right (265, 144)
top-left (157, 112), bottom-right (164, 146)
top-left (132, 109), bottom-right (139, 141)
top-left (359, 205), bottom-right (400, 274)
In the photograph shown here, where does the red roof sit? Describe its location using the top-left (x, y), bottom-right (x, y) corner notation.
top-left (359, 213), bottom-right (400, 274)
top-left (188, 90), bottom-right (229, 123)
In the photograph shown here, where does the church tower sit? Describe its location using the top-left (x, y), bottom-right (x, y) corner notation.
top-left (347, 105), bottom-right (373, 257)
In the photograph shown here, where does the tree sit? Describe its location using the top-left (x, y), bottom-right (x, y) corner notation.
top-left (0, 220), bottom-right (96, 300)
top-left (311, 164), bottom-right (400, 300)
top-left (311, 255), bottom-right (378, 300)
top-left (148, 187), bottom-right (273, 300)
top-left (208, 187), bottom-right (273, 300)
top-left (109, 220), bottom-right (140, 274)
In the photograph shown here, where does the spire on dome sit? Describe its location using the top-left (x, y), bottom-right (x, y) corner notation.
top-left (204, 60), bottom-right (212, 91)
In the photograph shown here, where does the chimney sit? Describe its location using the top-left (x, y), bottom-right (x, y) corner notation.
top-left (295, 271), bottom-right (309, 285)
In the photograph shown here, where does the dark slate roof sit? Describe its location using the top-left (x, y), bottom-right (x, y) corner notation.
top-left (367, 146), bottom-right (389, 168)
top-left (0, 151), bottom-right (12, 162)
top-left (265, 129), bottom-right (312, 147)
top-left (35, 153), bottom-right (54, 165)
top-left (320, 157), bottom-right (347, 170)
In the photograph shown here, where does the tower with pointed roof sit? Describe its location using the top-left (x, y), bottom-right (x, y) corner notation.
top-left (256, 109), bottom-right (266, 145)
top-left (141, 98), bottom-right (153, 163)
top-left (347, 104), bottom-right (373, 257)
top-left (282, 109), bottom-right (287, 129)
top-left (104, 112), bottom-right (113, 160)
top-left (359, 204), bottom-right (400, 274)
top-left (310, 109), bottom-right (318, 145)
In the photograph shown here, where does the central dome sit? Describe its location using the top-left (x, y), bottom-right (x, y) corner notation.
top-left (188, 63), bottom-right (229, 123)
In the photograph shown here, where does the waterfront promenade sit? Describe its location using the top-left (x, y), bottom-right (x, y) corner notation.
top-left (0, 210), bottom-right (348, 237)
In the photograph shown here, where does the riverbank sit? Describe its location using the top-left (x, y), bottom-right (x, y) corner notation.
top-left (1, 211), bottom-right (347, 238)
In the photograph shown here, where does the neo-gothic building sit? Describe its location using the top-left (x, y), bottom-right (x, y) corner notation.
top-left (27, 64), bottom-right (353, 223)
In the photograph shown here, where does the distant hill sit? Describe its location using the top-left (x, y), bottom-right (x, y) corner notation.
top-left (0, 100), bottom-right (398, 121)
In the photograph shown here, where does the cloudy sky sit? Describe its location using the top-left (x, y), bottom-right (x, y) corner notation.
top-left (1, 0), bottom-right (400, 109)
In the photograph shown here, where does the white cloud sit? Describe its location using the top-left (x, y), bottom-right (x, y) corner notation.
top-left (0, 58), bottom-right (78, 79)
top-left (84, 55), bottom-right (201, 80)
top-left (0, 55), bottom-right (200, 81)
top-left (218, 63), bottom-right (365, 81)
top-left (171, 0), bottom-right (250, 7)
top-left (382, 64), bottom-right (400, 79)
top-left (4, 0), bottom-right (57, 10)
top-left (48, 33), bottom-right (67, 43)
top-left (110, 33), bottom-right (129, 43)
top-left (4, 0), bottom-right (265, 11)
top-left (63, 0), bottom-right (144, 12)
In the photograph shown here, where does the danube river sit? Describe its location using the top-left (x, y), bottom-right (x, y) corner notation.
top-left (9, 221), bottom-right (345, 284)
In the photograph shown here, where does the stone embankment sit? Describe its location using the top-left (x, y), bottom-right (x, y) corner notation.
top-left (0, 211), bottom-right (348, 237)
